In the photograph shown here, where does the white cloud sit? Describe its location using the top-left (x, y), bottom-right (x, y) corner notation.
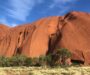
top-left (53, 0), bottom-right (75, 4)
top-left (0, 18), bottom-right (17, 27)
top-left (0, 18), bottom-right (9, 26)
top-left (10, 23), bottom-right (17, 27)
top-left (50, 0), bottom-right (77, 8)
top-left (7, 0), bottom-right (44, 21)
top-left (49, 0), bottom-right (77, 14)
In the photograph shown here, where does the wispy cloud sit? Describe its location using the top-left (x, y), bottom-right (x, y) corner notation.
top-left (10, 23), bottom-right (17, 27)
top-left (0, 0), bottom-right (44, 26)
top-left (0, 0), bottom-right (77, 26)
top-left (49, 0), bottom-right (77, 14)
top-left (53, 0), bottom-right (76, 4)
top-left (0, 18), bottom-right (10, 26)
top-left (6, 0), bottom-right (43, 21)
top-left (0, 18), bottom-right (17, 27)
top-left (50, 0), bottom-right (77, 8)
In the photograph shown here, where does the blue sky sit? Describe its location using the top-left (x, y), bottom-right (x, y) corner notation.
top-left (0, 0), bottom-right (90, 26)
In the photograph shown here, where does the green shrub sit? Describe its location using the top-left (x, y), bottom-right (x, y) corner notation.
top-left (0, 48), bottom-right (72, 67)
top-left (0, 56), bottom-right (10, 67)
top-left (9, 55), bottom-right (27, 66)
top-left (38, 54), bottom-right (52, 67)
top-left (38, 55), bottom-right (47, 66)
top-left (52, 48), bottom-right (72, 66)
top-left (0, 55), bottom-right (39, 67)
top-left (25, 57), bottom-right (33, 66)
top-left (45, 54), bottom-right (52, 66)
top-left (31, 57), bottom-right (39, 66)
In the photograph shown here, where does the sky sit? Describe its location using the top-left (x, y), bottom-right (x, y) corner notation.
top-left (0, 0), bottom-right (90, 27)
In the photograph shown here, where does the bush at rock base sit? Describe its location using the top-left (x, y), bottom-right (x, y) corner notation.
top-left (0, 48), bottom-right (74, 67)
top-left (50, 48), bottom-right (72, 66)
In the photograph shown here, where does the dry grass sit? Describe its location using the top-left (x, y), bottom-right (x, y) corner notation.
top-left (0, 66), bottom-right (90, 75)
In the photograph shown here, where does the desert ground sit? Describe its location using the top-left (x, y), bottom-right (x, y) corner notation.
top-left (0, 66), bottom-right (90, 75)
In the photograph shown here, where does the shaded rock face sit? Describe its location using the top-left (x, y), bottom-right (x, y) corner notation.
top-left (0, 11), bottom-right (90, 65)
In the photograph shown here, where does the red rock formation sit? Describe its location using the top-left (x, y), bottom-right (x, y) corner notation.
top-left (0, 11), bottom-right (90, 65)
top-left (21, 16), bottom-right (61, 57)
top-left (0, 24), bottom-right (35, 57)
top-left (57, 11), bottom-right (90, 65)
top-left (0, 24), bottom-right (9, 38)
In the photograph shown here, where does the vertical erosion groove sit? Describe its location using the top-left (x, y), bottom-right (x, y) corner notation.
top-left (47, 17), bottom-right (62, 54)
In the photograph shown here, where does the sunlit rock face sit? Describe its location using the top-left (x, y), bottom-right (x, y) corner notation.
top-left (0, 11), bottom-right (90, 65)
top-left (58, 12), bottom-right (90, 65)
top-left (21, 16), bottom-right (62, 57)
top-left (0, 24), bottom-right (9, 38)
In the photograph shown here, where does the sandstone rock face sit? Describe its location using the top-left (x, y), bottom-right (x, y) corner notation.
top-left (0, 24), bottom-right (35, 57)
top-left (0, 24), bottom-right (9, 38)
top-left (0, 11), bottom-right (90, 65)
top-left (21, 16), bottom-right (61, 57)
top-left (57, 12), bottom-right (90, 64)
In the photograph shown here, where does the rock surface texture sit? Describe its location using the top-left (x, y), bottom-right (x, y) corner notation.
top-left (0, 11), bottom-right (90, 65)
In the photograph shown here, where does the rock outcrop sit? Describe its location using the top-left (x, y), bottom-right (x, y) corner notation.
top-left (0, 11), bottom-right (90, 65)
top-left (58, 12), bottom-right (90, 65)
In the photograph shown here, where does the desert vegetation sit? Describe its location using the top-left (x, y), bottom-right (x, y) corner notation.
top-left (0, 48), bottom-right (72, 67)
top-left (0, 48), bottom-right (89, 75)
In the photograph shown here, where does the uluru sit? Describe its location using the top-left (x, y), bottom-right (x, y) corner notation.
top-left (0, 11), bottom-right (90, 65)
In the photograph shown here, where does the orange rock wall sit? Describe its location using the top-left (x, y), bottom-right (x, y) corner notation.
top-left (0, 12), bottom-right (90, 64)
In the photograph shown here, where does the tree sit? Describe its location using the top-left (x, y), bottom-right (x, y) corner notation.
top-left (52, 48), bottom-right (72, 65)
